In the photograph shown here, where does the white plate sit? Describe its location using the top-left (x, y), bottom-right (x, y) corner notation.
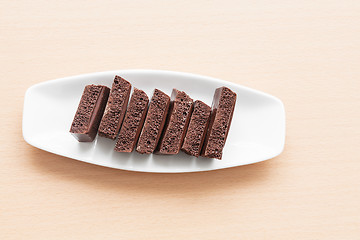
top-left (23, 70), bottom-right (285, 173)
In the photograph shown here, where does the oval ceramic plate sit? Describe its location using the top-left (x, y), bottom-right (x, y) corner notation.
top-left (23, 70), bottom-right (285, 173)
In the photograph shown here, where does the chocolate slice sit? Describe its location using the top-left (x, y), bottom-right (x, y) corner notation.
top-left (156, 89), bottom-right (193, 155)
top-left (136, 89), bottom-right (170, 154)
top-left (114, 88), bottom-right (149, 152)
top-left (181, 100), bottom-right (211, 157)
top-left (201, 87), bottom-right (237, 159)
top-left (70, 85), bottom-right (110, 142)
top-left (98, 76), bottom-right (131, 139)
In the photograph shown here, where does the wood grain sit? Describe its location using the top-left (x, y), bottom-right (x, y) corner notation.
top-left (1, 0), bottom-right (359, 239)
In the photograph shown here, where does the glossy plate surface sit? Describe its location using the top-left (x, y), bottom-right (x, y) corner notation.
top-left (23, 70), bottom-right (285, 173)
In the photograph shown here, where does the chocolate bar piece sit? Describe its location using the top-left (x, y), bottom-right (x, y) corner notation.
top-left (70, 85), bottom-right (110, 142)
top-left (201, 87), bottom-right (236, 159)
top-left (98, 76), bottom-right (131, 139)
top-left (136, 89), bottom-right (170, 154)
top-left (181, 100), bottom-right (211, 157)
top-left (156, 89), bottom-right (193, 155)
top-left (114, 88), bottom-right (149, 152)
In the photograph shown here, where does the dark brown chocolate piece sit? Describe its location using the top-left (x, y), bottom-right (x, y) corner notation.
top-left (136, 89), bottom-right (170, 154)
top-left (201, 87), bottom-right (236, 159)
top-left (181, 100), bottom-right (211, 157)
top-left (98, 76), bottom-right (131, 139)
top-left (70, 85), bottom-right (110, 142)
top-left (114, 88), bottom-right (149, 152)
top-left (156, 89), bottom-right (193, 155)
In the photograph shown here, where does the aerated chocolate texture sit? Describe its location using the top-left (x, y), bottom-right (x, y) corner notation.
top-left (156, 89), bottom-right (193, 155)
top-left (181, 100), bottom-right (211, 157)
top-left (136, 89), bottom-right (170, 154)
top-left (115, 88), bottom-right (149, 152)
top-left (70, 85), bottom-right (110, 142)
top-left (201, 87), bottom-right (237, 160)
top-left (98, 76), bottom-right (131, 140)
top-left (70, 74), bottom-right (237, 160)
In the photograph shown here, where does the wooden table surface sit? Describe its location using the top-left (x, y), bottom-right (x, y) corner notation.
top-left (1, 0), bottom-right (359, 239)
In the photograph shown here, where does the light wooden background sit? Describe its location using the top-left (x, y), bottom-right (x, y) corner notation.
top-left (1, 0), bottom-right (359, 239)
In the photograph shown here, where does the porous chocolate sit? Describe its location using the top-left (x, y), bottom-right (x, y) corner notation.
top-left (181, 100), bottom-right (211, 157)
top-left (98, 76), bottom-right (131, 139)
top-left (115, 88), bottom-right (149, 152)
top-left (70, 85), bottom-right (110, 142)
top-left (201, 87), bottom-right (236, 159)
top-left (136, 89), bottom-right (170, 154)
top-left (156, 89), bottom-right (193, 155)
